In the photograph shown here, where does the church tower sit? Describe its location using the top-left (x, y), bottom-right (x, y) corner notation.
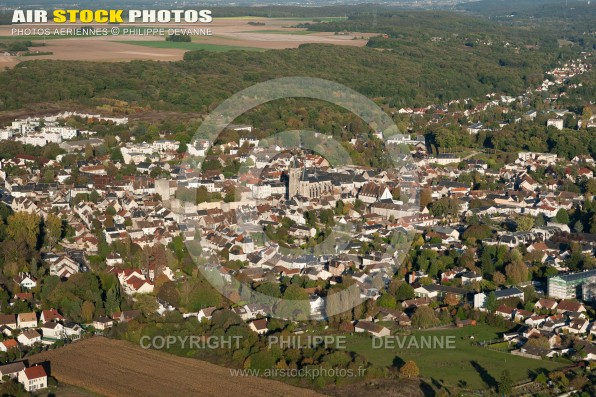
top-left (288, 157), bottom-right (301, 199)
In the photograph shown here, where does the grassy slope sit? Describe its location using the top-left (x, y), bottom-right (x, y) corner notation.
top-left (345, 324), bottom-right (568, 390)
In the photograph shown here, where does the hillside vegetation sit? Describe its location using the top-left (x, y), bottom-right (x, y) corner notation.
top-left (0, 11), bottom-right (589, 112)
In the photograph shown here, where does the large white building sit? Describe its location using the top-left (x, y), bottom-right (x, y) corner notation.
top-left (44, 126), bottom-right (78, 140)
top-left (187, 139), bottom-right (211, 157)
top-left (547, 119), bottom-right (564, 130)
top-left (154, 139), bottom-right (179, 152)
top-left (548, 270), bottom-right (596, 299)
top-left (0, 129), bottom-right (13, 140)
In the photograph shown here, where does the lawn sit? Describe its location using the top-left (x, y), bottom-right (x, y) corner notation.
top-left (344, 324), bottom-right (568, 390)
top-left (117, 41), bottom-right (263, 52)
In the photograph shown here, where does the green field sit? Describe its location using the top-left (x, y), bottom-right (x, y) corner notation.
top-left (345, 325), bottom-right (568, 390)
top-left (117, 41), bottom-right (263, 52)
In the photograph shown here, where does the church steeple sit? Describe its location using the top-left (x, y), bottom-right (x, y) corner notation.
top-left (288, 155), bottom-right (301, 199)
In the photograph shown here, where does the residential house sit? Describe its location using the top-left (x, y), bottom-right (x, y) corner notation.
top-left (232, 306), bottom-right (254, 321)
top-left (542, 314), bottom-right (566, 332)
top-left (495, 305), bottom-right (516, 320)
top-left (17, 312), bottom-right (37, 329)
top-left (93, 316), bottom-right (113, 331)
top-left (415, 284), bottom-right (467, 301)
top-left (0, 313), bottom-right (17, 329)
top-left (106, 252), bottom-right (123, 267)
top-left (525, 315), bottom-right (548, 328)
top-left (357, 183), bottom-right (392, 204)
top-left (50, 256), bottom-right (80, 279)
top-left (378, 307), bottom-right (401, 321)
top-left (196, 307), bottom-right (217, 322)
top-left (494, 287), bottom-right (524, 301)
top-left (354, 321), bottom-right (390, 337)
top-left (461, 271), bottom-right (482, 285)
top-left (117, 269), bottom-right (154, 295)
top-left (0, 339), bottom-right (18, 352)
top-left (40, 322), bottom-right (65, 340)
top-left (63, 322), bottom-right (83, 340)
top-left (13, 273), bottom-right (37, 289)
top-left (402, 297), bottom-right (431, 309)
top-left (556, 300), bottom-right (586, 314)
top-left (17, 329), bottom-right (41, 346)
top-left (0, 361), bottom-right (25, 380)
top-left (535, 298), bottom-right (558, 311)
top-left (18, 365), bottom-right (47, 392)
top-left (564, 318), bottom-right (589, 335)
top-left (13, 292), bottom-right (33, 303)
top-left (248, 319), bottom-right (269, 335)
top-left (40, 309), bottom-right (65, 323)
top-left (112, 310), bottom-right (141, 323)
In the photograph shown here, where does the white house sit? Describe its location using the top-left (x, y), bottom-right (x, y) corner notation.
top-left (16, 312), bottom-right (37, 329)
top-left (0, 361), bottom-right (25, 380)
top-left (197, 307), bottom-right (216, 322)
top-left (565, 318), bottom-right (589, 335)
top-left (106, 253), bottom-right (123, 267)
top-left (117, 269), bottom-right (154, 296)
top-left (0, 339), bottom-right (18, 352)
top-left (17, 330), bottom-right (41, 346)
top-left (93, 316), bottom-right (113, 331)
top-left (354, 321), bottom-right (390, 337)
top-left (63, 322), bottom-right (83, 340)
top-left (40, 322), bottom-right (65, 340)
top-left (547, 119), bottom-right (564, 130)
top-left (50, 256), bottom-right (80, 279)
top-left (248, 319), bottom-right (269, 335)
top-left (13, 273), bottom-right (37, 289)
top-left (18, 365), bottom-right (47, 392)
top-left (358, 183), bottom-right (392, 204)
top-left (461, 271), bottom-right (482, 285)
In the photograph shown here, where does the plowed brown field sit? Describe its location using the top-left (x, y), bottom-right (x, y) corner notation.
top-left (29, 337), bottom-right (325, 397)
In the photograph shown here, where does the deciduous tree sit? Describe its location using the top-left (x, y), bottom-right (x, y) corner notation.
top-left (411, 306), bottom-right (439, 329)
top-left (45, 213), bottom-right (62, 249)
top-left (6, 211), bottom-right (39, 253)
top-left (400, 360), bottom-right (419, 378)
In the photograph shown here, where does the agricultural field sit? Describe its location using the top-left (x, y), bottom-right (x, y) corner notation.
top-left (247, 29), bottom-right (317, 35)
top-left (118, 41), bottom-right (263, 52)
top-left (0, 17), bottom-right (369, 67)
top-left (345, 324), bottom-right (569, 390)
top-left (28, 337), bottom-right (324, 397)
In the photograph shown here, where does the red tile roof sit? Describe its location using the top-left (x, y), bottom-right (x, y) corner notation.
top-left (42, 309), bottom-right (64, 322)
top-left (2, 339), bottom-right (17, 349)
top-left (24, 365), bottom-right (46, 380)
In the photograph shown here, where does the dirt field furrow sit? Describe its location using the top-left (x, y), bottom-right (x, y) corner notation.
top-left (29, 337), bottom-right (326, 397)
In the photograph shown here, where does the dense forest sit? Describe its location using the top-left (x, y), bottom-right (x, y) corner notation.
top-left (0, 9), bottom-right (590, 113)
top-left (0, 42), bottom-right (540, 110)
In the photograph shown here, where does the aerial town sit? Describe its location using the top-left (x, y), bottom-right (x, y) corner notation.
top-left (0, 43), bottom-right (594, 394)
